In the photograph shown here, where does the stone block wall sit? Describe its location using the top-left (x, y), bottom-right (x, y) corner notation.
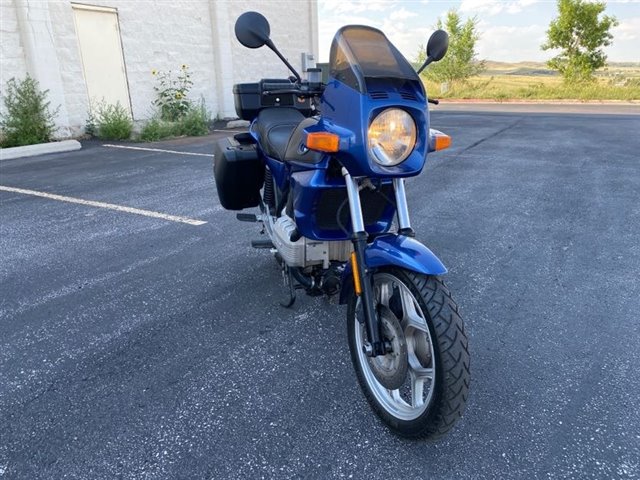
top-left (0, 0), bottom-right (28, 98)
top-left (0, 0), bottom-right (318, 137)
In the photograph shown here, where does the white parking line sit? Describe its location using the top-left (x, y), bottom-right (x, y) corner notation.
top-left (102, 144), bottom-right (214, 157)
top-left (0, 185), bottom-right (207, 226)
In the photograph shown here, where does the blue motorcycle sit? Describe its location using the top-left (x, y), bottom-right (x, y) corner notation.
top-left (213, 12), bottom-right (469, 439)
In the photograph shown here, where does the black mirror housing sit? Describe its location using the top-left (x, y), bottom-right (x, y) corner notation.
top-left (426, 29), bottom-right (449, 62)
top-left (235, 11), bottom-right (271, 49)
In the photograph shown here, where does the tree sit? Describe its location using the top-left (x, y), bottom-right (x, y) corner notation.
top-left (416, 10), bottom-right (485, 84)
top-left (542, 0), bottom-right (618, 82)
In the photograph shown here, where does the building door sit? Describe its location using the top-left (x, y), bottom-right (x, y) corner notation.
top-left (72, 4), bottom-right (132, 115)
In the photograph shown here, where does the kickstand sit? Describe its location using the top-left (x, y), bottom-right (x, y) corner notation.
top-left (280, 267), bottom-right (297, 308)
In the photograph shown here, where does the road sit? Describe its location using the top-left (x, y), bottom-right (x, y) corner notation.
top-left (1, 109), bottom-right (639, 479)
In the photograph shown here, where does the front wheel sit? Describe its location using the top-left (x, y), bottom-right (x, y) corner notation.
top-left (347, 268), bottom-right (470, 439)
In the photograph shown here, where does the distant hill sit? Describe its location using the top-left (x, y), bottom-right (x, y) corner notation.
top-left (481, 60), bottom-right (640, 78)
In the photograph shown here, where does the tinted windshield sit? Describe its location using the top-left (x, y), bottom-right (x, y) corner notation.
top-left (329, 26), bottom-right (419, 93)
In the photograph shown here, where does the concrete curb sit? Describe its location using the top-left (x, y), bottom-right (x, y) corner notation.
top-left (0, 140), bottom-right (82, 161)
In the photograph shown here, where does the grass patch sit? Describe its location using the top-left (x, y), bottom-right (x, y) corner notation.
top-left (424, 62), bottom-right (640, 101)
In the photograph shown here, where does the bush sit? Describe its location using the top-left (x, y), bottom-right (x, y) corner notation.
top-left (139, 102), bottom-right (209, 142)
top-left (0, 76), bottom-right (59, 148)
top-left (93, 101), bottom-right (133, 140)
top-left (140, 117), bottom-right (179, 141)
top-left (177, 102), bottom-right (209, 136)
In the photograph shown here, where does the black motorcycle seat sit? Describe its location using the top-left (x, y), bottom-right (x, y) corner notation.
top-left (254, 108), bottom-right (305, 161)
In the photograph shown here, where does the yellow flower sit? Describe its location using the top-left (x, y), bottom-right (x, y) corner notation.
top-left (151, 69), bottom-right (158, 76)
top-left (175, 92), bottom-right (183, 99)
top-left (181, 64), bottom-right (188, 70)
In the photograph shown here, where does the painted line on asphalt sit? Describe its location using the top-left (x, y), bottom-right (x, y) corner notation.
top-left (0, 186), bottom-right (207, 226)
top-left (102, 144), bottom-right (214, 157)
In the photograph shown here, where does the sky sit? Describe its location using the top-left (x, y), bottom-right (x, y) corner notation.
top-left (317, 0), bottom-right (640, 63)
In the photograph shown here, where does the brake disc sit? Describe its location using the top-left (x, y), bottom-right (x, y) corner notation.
top-left (367, 305), bottom-right (408, 390)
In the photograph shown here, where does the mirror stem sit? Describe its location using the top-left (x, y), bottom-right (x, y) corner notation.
top-left (266, 39), bottom-right (302, 84)
top-left (416, 57), bottom-right (433, 75)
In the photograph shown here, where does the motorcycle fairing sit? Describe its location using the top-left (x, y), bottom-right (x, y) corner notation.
top-left (289, 170), bottom-right (395, 241)
top-left (339, 234), bottom-right (447, 304)
top-left (312, 25), bottom-right (432, 178)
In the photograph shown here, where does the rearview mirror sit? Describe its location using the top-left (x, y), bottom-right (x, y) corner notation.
top-left (426, 30), bottom-right (449, 62)
top-left (234, 11), bottom-right (271, 49)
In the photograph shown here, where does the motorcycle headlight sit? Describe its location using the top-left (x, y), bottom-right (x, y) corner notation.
top-left (368, 108), bottom-right (416, 166)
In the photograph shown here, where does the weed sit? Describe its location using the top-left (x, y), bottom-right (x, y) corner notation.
top-left (177, 101), bottom-right (209, 137)
top-left (93, 102), bottom-right (133, 140)
top-left (140, 117), bottom-right (179, 142)
top-left (0, 76), bottom-right (59, 148)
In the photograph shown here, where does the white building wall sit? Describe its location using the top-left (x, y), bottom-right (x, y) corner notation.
top-left (0, 0), bottom-right (28, 91)
top-left (0, 0), bottom-right (318, 137)
top-left (227, 0), bottom-right (318, 84)
top-left (47, 0), bottom-right (219, 133)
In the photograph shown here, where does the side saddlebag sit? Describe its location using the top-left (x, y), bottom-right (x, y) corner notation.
top-left (213, 137), bottom-right (264, 211)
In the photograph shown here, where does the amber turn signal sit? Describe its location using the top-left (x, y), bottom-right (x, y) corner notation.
top-left (350, 251), bottom-right (362, 296)
top-left (434, 133), bottom-right (451, 151)
top-left (305, 132), bottom-right (340, 153)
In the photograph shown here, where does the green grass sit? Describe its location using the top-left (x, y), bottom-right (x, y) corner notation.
top-left (424, 61), bottom-right (640, 101)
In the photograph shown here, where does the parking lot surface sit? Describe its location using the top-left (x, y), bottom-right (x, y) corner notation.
top-left (1, 109), bottom-right (639, 479)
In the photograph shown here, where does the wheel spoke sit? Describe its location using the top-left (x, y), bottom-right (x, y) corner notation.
top-left (390, 389), bottom-right (402, 402)
top-left (400, 288), bottom-right (429, 333)
top-left (378, 279), bottom-right (393, 306)
top-left (410, 367), bottom-right (433, 408)
top-left (411, 366), bottom-right (434, 380)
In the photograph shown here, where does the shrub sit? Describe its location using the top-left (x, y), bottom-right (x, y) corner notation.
top-left (140, 117), bottom-right (179, 141)
top-left (0, 76), bottom-right (59, 148)
top-left (93, 101), bottom-right (133, 140)
top-left (177, 101), bottom-right (209, 136)
top-left (139, 101), bottom-right (209, 142)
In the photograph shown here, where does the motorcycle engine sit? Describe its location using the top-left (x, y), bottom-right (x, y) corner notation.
top-left (272, 215), bottom-right (351, 268)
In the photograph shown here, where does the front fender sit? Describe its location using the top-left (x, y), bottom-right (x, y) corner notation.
top-left (339, 234), bottom-right (447, 304)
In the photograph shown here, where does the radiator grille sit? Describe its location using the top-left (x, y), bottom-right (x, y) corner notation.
top-left (315, 185), bottom-right (394, 231)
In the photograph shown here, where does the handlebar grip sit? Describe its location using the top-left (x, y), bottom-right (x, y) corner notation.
top-left (428, 98), bottom-right (440, 105)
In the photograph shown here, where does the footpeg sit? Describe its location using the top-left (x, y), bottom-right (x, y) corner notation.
top-left (236, 213), bottom-right (258, 222)
top-left (251, 239), bottom-right (274, 249)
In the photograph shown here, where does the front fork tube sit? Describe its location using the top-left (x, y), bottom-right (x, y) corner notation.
top-left (343, 169), bottom-right (399, 357)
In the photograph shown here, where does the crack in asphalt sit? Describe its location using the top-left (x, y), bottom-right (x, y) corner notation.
top-left (458, 119), bottom-right (523, 155)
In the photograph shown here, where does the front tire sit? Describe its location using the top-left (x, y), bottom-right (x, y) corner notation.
top-left (347, 268), bottom-right (470, 439)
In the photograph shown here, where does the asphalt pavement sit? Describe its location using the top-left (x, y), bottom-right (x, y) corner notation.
top-left (1, 107), bottom-right (639, 479)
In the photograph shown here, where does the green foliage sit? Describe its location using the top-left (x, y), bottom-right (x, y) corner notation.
top-left (139, 101), bottom-right (209, 142)
top-left (141, 66), bottom-right (210, 141)
top-left (140, 117), bottom-right (178, 141)
top-left (152, 65), bottom-right (193, 121)
top-left (85, 109), bottom-right (97, 137)
top-left (417, 10), bottom-right (485, 84)
top-left (0, 76), bottom-right (59, 148)
top-left (542, 0), bottom-right (618, 82)
top-left (177, 101), bottom-right (209, 136)
top-left (422, 74), bottom-right (640, 101)
top-left (93, 101), bottom-right (133, 140)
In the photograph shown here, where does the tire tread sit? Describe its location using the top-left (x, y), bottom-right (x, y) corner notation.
top-left (347, 269), bottom-right (470, 440)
